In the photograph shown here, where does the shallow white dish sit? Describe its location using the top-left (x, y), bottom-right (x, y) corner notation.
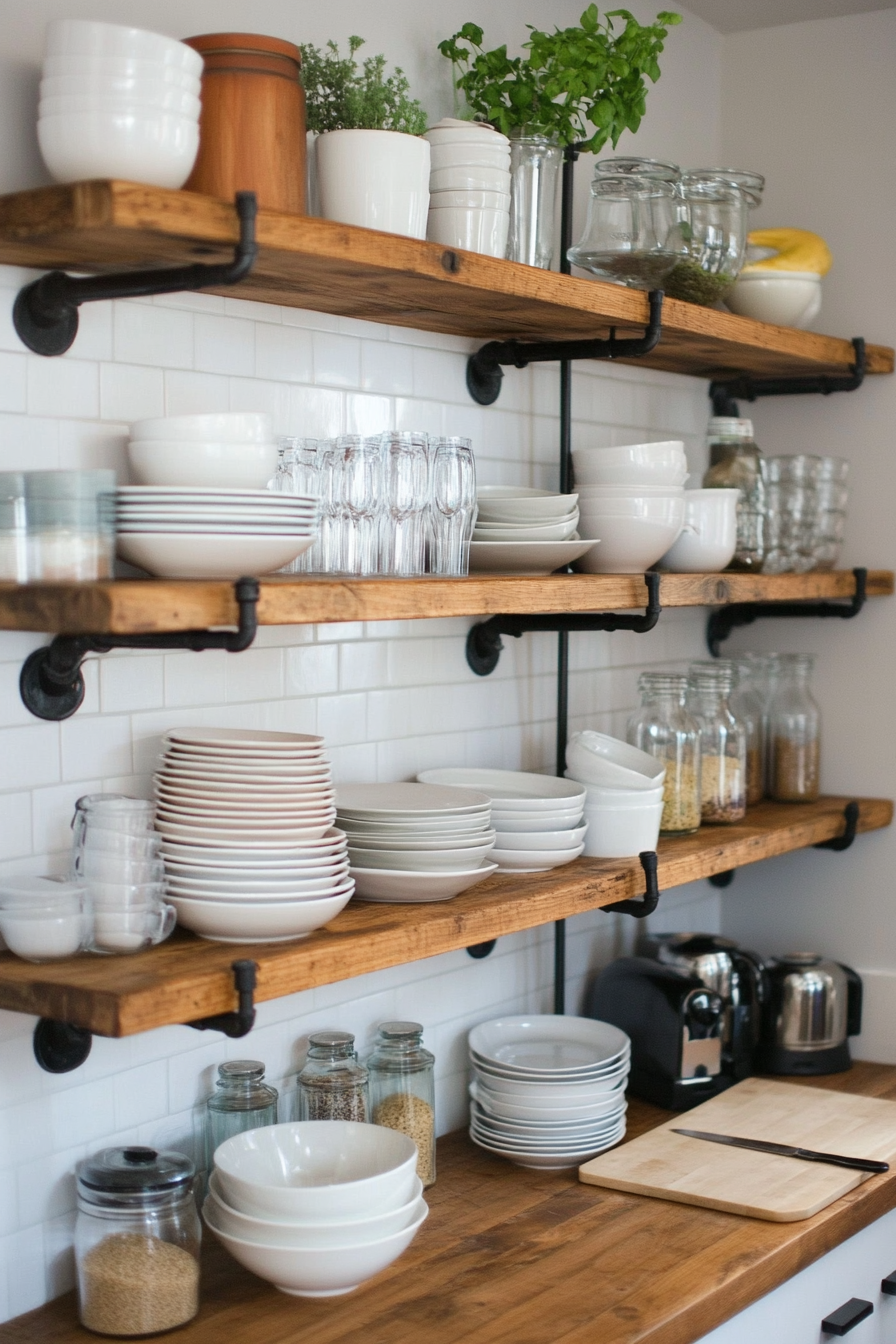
top-left (169, 883), bottom-right (353, 941)
top-left (472, 1065), bottom-right (628, 1099)
top-left (471, 1114), bottom-right (622, 1146)
top-left (167, 871), bottom-right (349, 900)
top-left (117, 531), bottom-right (314, 579)
top-left (158, 763), bottom-right (331, 783)
top-left (206, 1171), bottom-right (425, 1247)
top-left (350, 862), bottom-right (497, 902)
top-left (493, 823), bottom-right (587, 852)
top-left (472, 517), bottom-right (579, 543)
top-left (471, 1100), bottom-right (626, 1134)
top-left (489, 808), bottom-right (584, 831)
top-left (156, 820), bottom-right (335, 847)
top-left (157, 770), bottom-right (332, 792)
top-left (476, 485), bottom-right (578, 515)
top-left (566, 731), bottom-right (666, 790)
top-left (470, 1015), bottom-right (629, 1071)
top-left (418, 768), bottom-right (586, 809)
top-left (337, 815), bottom-right (490, 836)
top-left (336, 783), bottom-right (491, 815)
top-left (159, 835), bottom-right (347, 867)
top-left (491, 843), bottom-right (584, 872)
top-left (119, 485), bottom-right (295, 502)
top-left (156, 801), bottom-right (335, 824)
top-left (155, 787), bottom-right (335, 811)
top-left (347, 841), bottom-right (496, 871)
top-left (468, 1125), bottom-right (624, 1169)
top-left (471, 1048), bottom-right (629, 1082)
top-left (470, 1080), bottom-right (626, 1122)
top-left (658, 487), bottom-right (739, 573)
top-left (469, 539), bottom-right (598, 574)
top-left (341, 828), bottom-right (493, 850)
top-left (166, 858), bottom-right (347, 882)
top-left (574, 511), bottom-right (684, 574)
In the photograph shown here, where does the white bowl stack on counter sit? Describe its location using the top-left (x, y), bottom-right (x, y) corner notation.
top-left (572, 440), bottom-right (688, 573)
top-left (468, 1016), bottom-right (631, 1169)
top-left (156, 728), bottom-right (353, 942)
top-left (38, 20), bottom-right (202, 187)
top-left (565, 731), bottom-right (665, 858)
top-left (425, 119), bottom-right (511, 259)
top-left (205, 1121), bottom-right (427, 1297)
top-left (337, 783), bottom-right (498, 903)
top-left (417, 768), bottom-right (587, 872)
top-left (470, 486), bottom-right (599, 574)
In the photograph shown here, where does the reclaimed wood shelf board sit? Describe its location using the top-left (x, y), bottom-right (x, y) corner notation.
top-left (8, 1064), bottom-right (896, 1344)
top-left (0, 570), bottom-right (890, 637)
top-left (0, 797), bottom-right (889, 1038)
top-left (0, 181), bottom-right (892, 381)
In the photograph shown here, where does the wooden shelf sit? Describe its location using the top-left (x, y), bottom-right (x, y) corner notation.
top-left (9, 1064), bottom-right (896, 1344)
top-left (0, 570), bottom-right (890, 636)
top-left (0, 181), bottom-right (892, 382)
top-left (0, 797), bottom-right (889, 1038)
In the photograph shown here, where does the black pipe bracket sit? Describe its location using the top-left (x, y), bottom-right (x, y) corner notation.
top-left (188, 959), bottom-right (258, 1036)
top-left (33, 1018), bottom-right (93, 1073)
top-left (706, 566), bottom-right (866, 658)
top-left (466, 289), bottom-right (664, 406)
top-left (604, 851), bottom-right (660, 919)
top-left (814, 800), bottom-right (860, 852)
top-left (14, 191), bottom-right (259, 356)
top-left (467, 940), bottom-right (497, 959)
top-left (20, 576), bottom-right (260, 720)
top-left (710, 338), bottom-right (866, 417)
top-left (466, 570), bottom-right (661, 676)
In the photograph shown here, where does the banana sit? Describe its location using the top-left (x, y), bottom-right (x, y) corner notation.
top-left (741, 227), bottom-right (832, 276)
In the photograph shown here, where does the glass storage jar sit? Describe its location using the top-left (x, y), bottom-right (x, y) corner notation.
top-left (664, 173), bottom-right (749, 306)
top-left (205, 1060), bottom-right (279, 1173)
top-left (568, 173), bottom-right (685, 288)
top-left (702, 416), bottom-right (766, 571)
top-left (769, 653), bottom-right (820, 802)
top-left (730, 658), bottom-right (765, 806)
top-left (296, 1030), bottom-right (369, 1122)
top-left (687, 662), bottom-right (747, 824)
top-left (507, 131), bottom-right (564, 269)
top-left (74, 1146), bottom-right (200, 1337)
top-left (626, 672), bottom-right (701, 834)
top-left (367, 1020), bottom-right (436, 1188)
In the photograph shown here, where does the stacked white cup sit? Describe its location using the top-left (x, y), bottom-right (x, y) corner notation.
top-left (425, 119), bottom-right (511, 258)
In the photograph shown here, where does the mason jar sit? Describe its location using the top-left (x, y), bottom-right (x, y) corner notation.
top-left (627, 672), bottom-right (701, 834)
top-left (367, 1021), bottom-right (436, 1187)
top-left (687, 662), bottom-right (747, 824)
top-left (205, 1059), bottom-right (279, 1174)
top-left (296, 1030), bottom-right (369, 1122)
top-left (730, 658), bottom-right (765, 806)
top-left (702, 416), bottom-right (766, 571)
top-left (568, 172), bottom-right (684, 288)
top-left (506, 131), bottom-right (563, 269)
top-left (769, 653), bottom-right (821, 802)
top-left (665, 173), bottom-right (749, 306)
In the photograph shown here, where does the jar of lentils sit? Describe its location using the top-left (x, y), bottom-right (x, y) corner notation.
top-left (687, 661), bottom-right (747, 824)
top-left (367, 1021), bottom-right (436, 1187)
top-left (627, 672), bottom-right (701, 834)
top-left (296, 1030), bottom-right (369, 1122)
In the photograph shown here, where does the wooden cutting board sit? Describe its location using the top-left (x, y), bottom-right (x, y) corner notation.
top-left (579, 1077), bottom-right (896, 1221)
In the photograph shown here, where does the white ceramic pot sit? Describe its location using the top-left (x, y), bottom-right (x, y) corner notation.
top-left (426, 206), bottom-right (509, 258)
top-left (659, 488), bottom-right (739, 572)
top-left (425, 126), bottom-right (510, 148)
top-left (316, 129), bottom-right (430, 240)
top-left (725, 271), bottom-right (822, 329)
top-left (581, 798), bottom-right (664, 858)
top-left (430, 165), bottom-right (511, 193)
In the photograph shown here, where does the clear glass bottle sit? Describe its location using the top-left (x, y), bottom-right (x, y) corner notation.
top-left (627, 672), bottom-right (701, 834)
top-left (702, 417), bottom-right (766, 571)
top-left (296, 1030), bottom-right (369, 1122)
top-left (769, 653), bottom-right (821, 802)
top-left (205, 1060), bottom-right (279, 1173)
top-left (367, 1021), bottom-right (436, 1188)
top-left (74, 1146), bottom-right (200, 1337)
top-left (687, 662), bottom-right (747, 824)
top-left (730, 658), bottom-right (765, 806)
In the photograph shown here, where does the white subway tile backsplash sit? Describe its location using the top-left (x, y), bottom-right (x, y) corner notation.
top-left (194, 313), bottom-right (255, 376)
top-left (100, 653), bottom-right (165, 715)
top-left (313, 331), bottom-right (361, 388)
top-left (27, 358), bottom-right (98, 421)
top-left (60, 713), bottom-right (132, 781)
top-left (114, 301), bottom-right (193, 370)
top-left (99, 363), bottom-right (165, 424)
top-left (255, 322), bottom-right (313, 384)
top-left (0, 723), bottom-right (60, 791)
top-left (164, 369), bottom-right (229, 416)
top-left (0, 352), bottom-right (26, 412)
top-left (360, 340), bottom-right (414, 397)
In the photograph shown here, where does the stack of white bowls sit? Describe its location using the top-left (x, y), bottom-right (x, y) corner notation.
top-left (470, 485), bottom-right (598, 574)
top-left (572, 440), bottom-right (688, 573)
top-left (127, 413), bottom-right (279, 490)
top-left (425, 119), bottom-right (511, 258)
top-left (565, 731), bottom-right (665, 858)
top-left (468, 1016), bottom-right (630, 1169)
top-left (205, 1121), bottom-right (427, 1297)
top-left (337, 783), bottom-right (497, 903)
top-left (156, 728), bottom-right (354, 942)
top-left (417, 768), bottom-right (587, 872)
top-left (38, 20), bottom-right (202, 187)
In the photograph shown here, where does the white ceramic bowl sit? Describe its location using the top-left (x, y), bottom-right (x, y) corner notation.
top-left (39, 88), bottom-right (200, 117)
top-left (41, 70), bottom-right (200, 99)
top-left (565, 730), bottom-right (666, 790)
top-left (725, 270), bottom-right (822, 329)
top-left (571, 778), bottom-right (664, 808)
top-left (471, 1070), bottom-right (626, 1100)
top-left (131, 412), bottom-right (273, 443)
top-left (42, 56), bottom-right (200, 90)
top-left (425, 125), bottom-right (509, 146)
top-left (581, 799), bottom-right (663, 857)
top-left (577, 484), bottom-right (684, 499)
top-left (417, 768), bottom-right (586, 809)
top-left (214, 1121), bottom-right (419, 1221)
top-left (430, 165), bottom-right (511, 193)
top-left (572, 441), bottom-right (688, 487)
top-left (347, 841), bottom-right (495, 871)
top-left (494, 823), bottom-right (587, 851)
top-left (46, 20), bottom-right (203, 73)
top-left (575, 502), bottom-right (685, 573)
top-left (476, 487), bottom-right (579, 523)
top-left (206, 1171), bottom-right (424, 1247)
top-left (659, 487), bottom-right (739, 572)
top-left (116, 531), bottom-right (314, 579)
top-left (429, 188), bottom-right (511, 209)
top-left (489, 810), bottom-right (583, 832)
top-left (169, 885), bottom-right (352, 941)
top-left (429, 143), bottom-right (511, 172)
top-left (126, 438), bottom-right (278, 489)
top-left (426, 206), bottom-right (509, 259)
top-left (349, 863), bottom-right (497, 902)
top-left (472, 517), bottom-right (578, 542)
top-left (470, 1080), bottom-right (626, 1122)
top-left (38, 110), bottom-right (199, 187)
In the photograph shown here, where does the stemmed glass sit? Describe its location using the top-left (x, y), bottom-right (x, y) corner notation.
top-left (382, 432), bottom-right (429, 576)
top-left (430, 437), bottom-right (477, 576)
top-left (340, 435), bottom-right (383, 576)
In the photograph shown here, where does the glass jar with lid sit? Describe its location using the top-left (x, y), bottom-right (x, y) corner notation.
top-left (205, 1060), bottom-right (278, 1173)
top-left (627, 672), bottom-right (701, 834)
top-left (296, 1030), bottom-right (369, 1122)
top-left (367, 1021), bottom-right (436, 1188)
top-left (568, 174), bottom-right (685, 288)
top-left (702, 417), bottom-right (766, 571)
top-left (687, 662), bottom-right (747, 824)
top-left (769, 653), bottom-right (820, 802)
top-left (664, 174), bottom-right (749, 306)
top-left (730, 658), bottom-right (765, 806)
top-left (74, 1146), bottom-right (200, 1337)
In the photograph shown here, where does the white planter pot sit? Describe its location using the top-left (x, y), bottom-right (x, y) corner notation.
top-left (316, 129), bottom-right (430, 239)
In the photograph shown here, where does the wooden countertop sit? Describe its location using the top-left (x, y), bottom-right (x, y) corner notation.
top-left (7, 1064), bottom-right (896, 1344)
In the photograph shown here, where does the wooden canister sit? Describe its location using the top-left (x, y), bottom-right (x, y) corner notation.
top-left (183, 32), bottom-right (306, 214)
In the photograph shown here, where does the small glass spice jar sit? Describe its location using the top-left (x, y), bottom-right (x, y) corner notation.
top-left (702, 417), bottom-right (766, 571)
top-left (367, 1021), bottom-right (436, 1188)
top-left (627, 672), bottom-right (701, 834)
top-left (730, 658), bottom-right (765, 806)
top-left (74, 1146), bottom-right (200, 1337)
top-left (687, 662), bottom-right (747, 824)
top-left (296, 1030), bottom-right (369, 1122)
top-left (205, 1060), bottom-right (279, 1173)
top-left (769, 653), bottom-right (820, 802)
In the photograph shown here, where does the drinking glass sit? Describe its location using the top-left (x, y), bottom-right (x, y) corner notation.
top-left (312, 440), bottom-right (345, 574)
top-left (272, 437), bottom-right (321, 574)
top-left (340, 435), bottom-right (383, 576)
top-left (430, 437), bottom-right (476, 576)
top-left (381, 432), bottom-right (429, 576)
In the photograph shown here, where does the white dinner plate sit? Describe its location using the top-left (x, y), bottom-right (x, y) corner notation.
top-left (159, 834), bottom-right (347, 866)
top-left (468, 1079), bottom-right (626, 1122)
top-left (340, 829), bottom-right (495, 851)
top-left (417, 769), bottom-right (587, 809)
top-left (470, 1016), bottom-right (630, 1071)
top-left (158, 766), bottom-right (332, 785)
top-left (469, 1120), bottom-right (625, 1154)
top-left (117, 531), bottom-right (314, 579)
top-left (156, 771), bottom-right (332, 791)
top-left (470, 1102), bottom-right (627, 1136)
top-left (348, 841), bottom-right (496, 872)
top-left (468, 1125), bottom-right (624, 1168)
top-left (471, 1116), bottom-right (623, 1147)
top-left (118, 523), bottom-right (317, 536)
top-left (164, 861), bottom-right (349, 884)
top-left (470, 1066), bottom-right (629, 1100)
top-left (336, 814), bottom-right (491, 835)
top-left (118, 486), bottom-right (316, 502)
top-left (166, 729), bottom-right (324, 750)
top-left (156, 799), bottom-right (336, 821)
top-left (350, 862), bottom-right (498, 903)
top-left (167, 877), bottom-right (348, 902)
top-left (154, 786), bottom-right (335, 810)
top-left (494, 824), bottom-right (587, 851)
top-left (488, 810), bottom-right (584, 832)
top-left (468, 539), bottom-right (599, 574)
top-left (336, 782), bottom-right (491, 815)
top-left (155, 819), bottom-right (335, 846)
top-left (470, 1049), bottom-right (629, 1083)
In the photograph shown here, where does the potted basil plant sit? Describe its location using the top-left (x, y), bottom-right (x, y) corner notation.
top-left (303, 36), bottom-right (430, 239)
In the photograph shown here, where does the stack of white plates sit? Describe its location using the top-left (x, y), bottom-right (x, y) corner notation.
top-left (156, 728), bottom-right (353, 942)
top-left (337, 783), bottom-right (498, 903)
top-left (417, 768), bottom-right (587, 872)
top-left (468, 1015), bottom-right (630, 1169)
top-left (470, 487), bottom-right (599, 575)
top-left (116, 486), bottom-right (319, 579)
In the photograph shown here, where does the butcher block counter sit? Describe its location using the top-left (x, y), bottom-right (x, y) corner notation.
top-left (6, 1063), bottom-right (896, 1344)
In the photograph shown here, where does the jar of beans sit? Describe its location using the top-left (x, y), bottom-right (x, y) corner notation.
top-left (687, 661), bottom-right (747, 824)
top-left (367, 1021), bottom-right (436, 1187)
top-left (768, 653), bottom-right (820, 802)
top-left (295, 1030), bottom-right (369, 1122)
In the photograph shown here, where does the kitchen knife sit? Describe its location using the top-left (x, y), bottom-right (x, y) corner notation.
top-left (672, 1128), bottom-right (890, 1174)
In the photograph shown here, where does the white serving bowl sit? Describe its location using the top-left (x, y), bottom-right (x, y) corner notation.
top-left (472, 1070), bottom-right (626, 1101)
top-left (429, 188), bottom-right (511, 209)
top-left (572, 441), bottom-right (688, 488)
top-left (430, 165), bottom-right (511, 193)
top-left (204, 1198), bottom-right (428, 1297)
top-left (41, 70), bottom-right (200, 99)
top-left (725, 270), bottom-right (822, 329)
top-left (127, 438), bottom-right (278, 489)
top-left (206, 1171), bottom-right (424, 1247)
top-left (566, 730), bottom-right (666, 790)
top-left (575, 504), bottom-right (685, 573)
top-left (489, 810), bottom-right (583, 832)
top-left (571, 779), bottom-right (664, 808)
top-left (42, 56), bottom-right (200, 90)
top-left (39, 88), bottom-right (200, 117)
top-left (46, 19), bottom-right (203, 73)
top-left (38, 110), bottom-right (199, 187)
top-left (470, 1081), bottom-right (626, 1123)
top-left (169, 884), bottom-right (352, 941)
top-left (347, 841), bottom-right (495, 871)
top-left (659, 487), bottom-right (739, 572)
top-left (116, 531), bottom-right (314, 579)
top-left (426, 206), bottom-right (509, 259)
top-left (429, 144), bottom-right (511, 172)
top-left (214, 1120), bottom-right (419, 1221)
top-left (581, 799), bottom-right (663, 857)
top-left (131, 412), bottom-right (273, 443)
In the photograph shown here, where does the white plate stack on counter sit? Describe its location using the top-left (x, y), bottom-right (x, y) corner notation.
top-left (156, 728), bottom-right (353, 942)
top-left (417, 768), bottom-right (587, 872)
top-left (470, 486), bottom-right (599, 574)
top-left (338, 783), bottom-right (498, 903)
top-left (468, 1016), bottom-right (631, 1169)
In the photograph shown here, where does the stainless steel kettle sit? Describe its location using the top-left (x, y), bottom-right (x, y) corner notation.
top-left (758, 952), bottom-right (862, 1075)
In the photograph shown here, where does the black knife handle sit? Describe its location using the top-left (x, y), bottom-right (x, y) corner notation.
top-left (794, 1148), bottom-right (889, 1174)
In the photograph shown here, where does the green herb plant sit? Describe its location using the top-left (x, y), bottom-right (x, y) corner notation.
top-left (438, 6), bottom-right (681, 152)
top-left (302, 36), bottom-right (428, 136)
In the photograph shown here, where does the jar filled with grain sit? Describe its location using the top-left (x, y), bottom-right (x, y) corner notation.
top-left (74, 1146), bottom-right (200, 1337)
top-left (367, 1021), bottom-right (436, 1187)
top-left (205, 1059), bottom-right (279, 1175)
top-left (296, 1031), bottom-right (369, 1123)
top-left (730, 658), bottom-right (765, 806)
top-left (626, 672), bottom-right (701, 834)
top-left (768, 653), bottom-right (820, 801)
top-left (687, 662), bottom-right (747, 824)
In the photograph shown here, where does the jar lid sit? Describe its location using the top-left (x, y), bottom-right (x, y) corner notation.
top-left (78, 1147), bottom-right (195, 1202)
top-left (377, 1021), bottom-right (423, 1039)
top-left (218, 1060), bottom-right (265, 1080)
top-left (184, 31), bottom-right (301, 66)
top-left (308, 1031), bottom-right (355, 1050)
top-left (708, 416), bottom-right (754, 440)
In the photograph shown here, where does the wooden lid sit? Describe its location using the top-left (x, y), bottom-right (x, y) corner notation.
top-left (184, 32), bottom-right (301, 65)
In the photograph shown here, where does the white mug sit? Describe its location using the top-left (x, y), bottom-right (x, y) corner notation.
top-left (659, 488), bottom-right (739, 573)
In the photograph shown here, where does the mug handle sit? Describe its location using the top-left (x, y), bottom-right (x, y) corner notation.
top-left (149, 903), bottom-right (177, 946)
